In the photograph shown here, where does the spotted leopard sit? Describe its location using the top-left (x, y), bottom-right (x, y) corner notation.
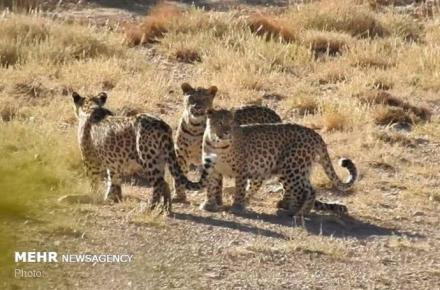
top-left (72, 91), bottom-right (215, 211)
top-left (201, 109), bottom-right (357, 216)
top-left (173, 82), bottom-right (282, 203)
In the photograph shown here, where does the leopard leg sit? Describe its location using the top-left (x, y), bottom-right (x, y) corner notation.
top-left (230, 175), bottom-right (248, 214)
top-left (84, 162), bottom-right (104, 194)
top-left (105, 169), bottom-right (122, 203)
top-left (150, 177), bottom-right (172, 213)
top-left (278, 175), bottom-right (309, 216)
top-left (299, 180), bottom-right (316, 216)
top-left (313, 200), bottom-right (348, 216)
top-left (172, 150), bottom-right (190, 203)
top-left (200, 171), bottom-right (223, 212)
top-left (245, 179), bottom-right (263, 204)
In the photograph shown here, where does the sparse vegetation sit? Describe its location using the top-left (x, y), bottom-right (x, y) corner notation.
top-left (1, 0), bottom-right (439, 288)
top-left (247, 14), bottom-right (297, 42)
top-left (123, 3), bottom-right (182, 46)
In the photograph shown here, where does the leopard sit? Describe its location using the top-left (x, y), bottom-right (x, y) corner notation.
top-left (173, 82), bottom-right (282, 203)
top-left (201, 108), bottom-right (358, 216)
top-left (71, 91), bottom-right (215, 212)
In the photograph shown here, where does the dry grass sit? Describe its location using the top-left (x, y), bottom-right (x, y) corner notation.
top-left (173, 48), bottom-right (201, 63)
top-left (123, 3), bottom-right (182, 46)
top-left (359, 90), bottom-right (431, 121)
top-left (248, 14), bottom-right (297, 43)
top-left (315, 61), bottom-right (350, 84)
top-left (321, 110), bottom-right (349, 131)
top-left (285, 95), bottom-right (319, 116)
top-left (0, 0), bottom-right (41, 11)
top-left (373, 106), bottom-right (417, 125)
top-left (1, 3), bottom-right (440, 287)
top-left (290, 0), bottom-right (387, 38)
top-left (0, 15), bottom-right (122, 67)
top-left (374, 130), bottom-right (416, 147)
top-left (301, 30), bottom-right (352, 56)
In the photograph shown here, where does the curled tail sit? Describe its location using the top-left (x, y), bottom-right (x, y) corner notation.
top-left (319, 147), bottom-right (357, 192)
top-left (165, 137), bottom-right (216, 191)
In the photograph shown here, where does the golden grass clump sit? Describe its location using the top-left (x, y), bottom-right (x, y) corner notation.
top-left (291, 0), bottom-right (387, 38)
top-left (379, 13), bottom-right (424, 42)
top-left (321, 111), bottom-right (348, 132)
top-left (0, 16), bottom-right (122, 66)
top-left (0, 0), bottom-right (41, 11)
top-left (374, 131), bottom-right (416, 147)
top-left (371, 75), bottom-right (394, 90)
top-left (173, 48), bottom-right (201, 63)
top-left (287, 96), bottom-right (319, 116)
top-left (0, 121), bottom-right (86, 220)
top-left (316, 62), bottom-right (350, 84)
top-left (248, 14), bottom-right (297, 43)
top-left (123, 3), bottom-right (183, 46)
top-left (359, 90), bottom-right (404, 106)
top-left (373, 106), bottom-right (415, 125)
top-left (359, 90), bottom-right (431, 122)
top-left (301, 30), bottom-right (352, 56)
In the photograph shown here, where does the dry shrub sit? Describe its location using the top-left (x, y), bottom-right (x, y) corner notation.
top-left (0, 16), bottom-right (121, 66)
top-left (248, 14), bottom-right (297, 43)
top-left (0, 102), bottom-right (19, 122)
top-left (359, 90), bottom-right (431, 121)
top-left (0, 16), bottom-right (48, 66)
top-left (374, 131), bottom-right (416, 147)
top-left (302, 30), bottom-right (352, 56)
top-left (367, 0), bottom-right (395, 9)
top-left (123, 3), bottom-right (182, 46)
top-left (351, 53), bottom-right (395, 69)
top-left (0, 0), bottom-right (41, 11)
top-left (359, 90), bottom-right (404, 107)
top-left (0, 16), bottom-right (48, 43)
top-left (371, 76), bottom-right (393, 90)
top-left (173, 48), bottom-right (201, 63)
top-left (0, 41), bottom-right (20, 67)
top-left (316, 63), bottom-right (349, 84)
top-left (374, 107), bottom-right (414, 125)
top-left (380, 13), bottom-right (424, 42)
top-left (293, 0), bottom-right (387, 38)
top-left (286, 96), bottom-right (319, 115)
top-left (321, 111), bottom-right (348, 131)
top-left (11, 80), bottom-right (47, 99)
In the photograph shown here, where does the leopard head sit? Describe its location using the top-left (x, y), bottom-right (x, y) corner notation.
top-left (206, 108), bottom-right (237, 142)
top-left (72, 91), bottom-right (112, 122)
top-left (181, 82), bottom-right (217, 120)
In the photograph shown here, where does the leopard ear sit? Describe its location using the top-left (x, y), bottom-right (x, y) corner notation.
top-left (97, 92), bottom-right (107, 105)
top-left (208, 85), bottom-right (217, 97)
top-left (181, 83), bottom-right (194, 94)
top-left (72, 92), bottom-right (83, 105)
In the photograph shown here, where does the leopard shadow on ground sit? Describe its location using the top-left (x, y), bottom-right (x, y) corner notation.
top-left (172, 209), bottom-right (423, 240)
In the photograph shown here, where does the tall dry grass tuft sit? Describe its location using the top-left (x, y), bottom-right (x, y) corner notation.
top-left (0, 16), bottom-right (123, 67)
top-left (248, 14), bottom-right (297, 43)
top-left (173, 48), bottom-right (201, 63)
top-left (359, 90), bottom-right (431, 121)
top-left (301, 30), bottom-right (352, 56)
top-left (0, 0), bottom-right (41, 11)
top-left (290, 0), bottom-right (387, 38)
top-left (321, 111), bottom-right (348, 131)
top-left (373, 106), bottom-right (416, 125)
top-left (123, 3), bottom-right (182, 46)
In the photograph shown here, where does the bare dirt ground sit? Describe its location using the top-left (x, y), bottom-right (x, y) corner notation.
top-left (2, 1), bottom-right (440, 289)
